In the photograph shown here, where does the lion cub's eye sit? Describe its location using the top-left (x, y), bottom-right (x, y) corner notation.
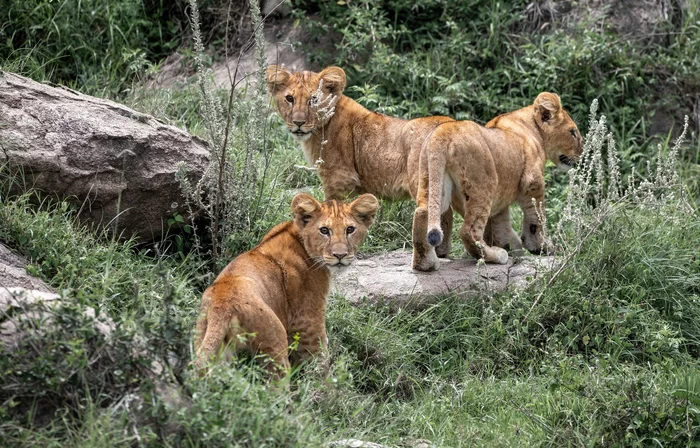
top-left (285, 95), bottom-right (294, 104)
top-left (346, 226), bottom-right (356, 235)
top-left (570, 129), bottom-right (577, 138)
top-left (319, 227), bottom-right (330, 235)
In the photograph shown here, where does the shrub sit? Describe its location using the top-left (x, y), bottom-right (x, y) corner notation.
top-left (295, 0), bottom-right (700, 184)
top-left (177, 0), bottom-right (301, 269)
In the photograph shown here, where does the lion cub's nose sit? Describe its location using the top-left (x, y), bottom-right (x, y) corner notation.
top-left (332, 251), bottom-right (348, 260)
top-left (293, 120), bottom-right (306, 127)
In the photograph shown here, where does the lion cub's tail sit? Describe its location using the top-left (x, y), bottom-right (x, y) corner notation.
top-left (426, 135), bottom-right (450, 248)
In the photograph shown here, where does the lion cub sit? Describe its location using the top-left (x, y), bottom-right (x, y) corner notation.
top-left (194, 193), bottom-right (378, 378)
top-left (412, 92), bottom-right (583, 270)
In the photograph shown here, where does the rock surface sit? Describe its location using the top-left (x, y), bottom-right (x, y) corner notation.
top-left (151, 18), bottom-right (326, 90)
top-left (0, 71), bottom-right (209, 241)
top-left (0, 243), bottom-right (52, 292)
top-left (332, 250), bottom-right (555, 306)
top-left (0, 242), bottom-right (114, 349)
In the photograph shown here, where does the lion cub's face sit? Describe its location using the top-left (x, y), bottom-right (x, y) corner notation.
top-left (292, 193), bottom-right (378, 267)
top-left (265, 66), bottom-right (347, 141)
top-left (534, 92), bottom-right (584, 171)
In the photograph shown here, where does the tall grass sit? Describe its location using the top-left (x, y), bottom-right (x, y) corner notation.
top-left (0, 0), bottom-right (185, 97)
top-left (176, 0), bottom-right (293, 270)
top-left (1, 1), bottom-right (699, 446)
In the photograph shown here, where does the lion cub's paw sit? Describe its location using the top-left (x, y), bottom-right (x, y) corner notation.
top-left (542, 239), bottom-right (557, 255)
top-left (487, 247), bottom-right (509, 265)
top-left (412, 248), bottom-right (440, 272)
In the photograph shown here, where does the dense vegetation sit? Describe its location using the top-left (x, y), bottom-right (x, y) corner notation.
top-left (1, 0), bottom-right (700, 446)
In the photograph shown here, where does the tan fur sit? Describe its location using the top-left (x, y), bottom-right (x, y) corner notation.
top-left (412, 92), bottom-right (583, 270)
top-left (266, 65), bottom-right (455, 258)
top-left (194, 193), bottom-right (379, 379)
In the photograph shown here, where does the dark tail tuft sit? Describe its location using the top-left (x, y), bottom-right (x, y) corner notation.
top-left (427, 228), bottom-right (443, 247)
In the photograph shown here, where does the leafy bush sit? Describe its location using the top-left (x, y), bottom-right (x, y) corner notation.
top-left (0, 293), bottom-right (153, 438)
top-left (0, 0), bottom-right (184, 96)
top-left (295, 0), bottom-right (700, 182)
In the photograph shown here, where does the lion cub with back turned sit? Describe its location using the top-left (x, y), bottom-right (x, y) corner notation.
top-left (412, 92), bottom-right (583, 271)
top-left (194, 193), bottom-right (378, 378)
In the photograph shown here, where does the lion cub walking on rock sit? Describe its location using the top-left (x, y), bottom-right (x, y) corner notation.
top-left (265, 64), bottom-right (455, 259)
top-left (194, 193), bottom-right (378, 378)
top-left (412, 92), bottom-right (583, 271)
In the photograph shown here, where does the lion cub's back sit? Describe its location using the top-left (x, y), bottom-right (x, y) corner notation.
top-left (202, 222), bottom-right (303, 319)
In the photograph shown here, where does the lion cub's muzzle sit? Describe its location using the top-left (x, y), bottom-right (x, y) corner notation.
top-left (559, 154), bottom-right (574, 167)
top-left (324, 243), bottom-right (354, 267)
top-left (288, 122), bottom-right (314, 139)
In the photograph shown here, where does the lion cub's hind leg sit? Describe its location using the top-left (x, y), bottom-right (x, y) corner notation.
top-left (435, 209), bottom-right (453, 258)
top-left (412, 157), bottom-right (440, 271)
top-left (194, 291), bottom-right (291, 379)
top-left (456, 192), bottom-right (509, 265)
top-left (412, 206), bottom-right (440, 271)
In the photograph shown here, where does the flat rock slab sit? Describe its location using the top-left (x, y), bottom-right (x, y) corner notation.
top-left (331, 250), bottom-right (555, 306)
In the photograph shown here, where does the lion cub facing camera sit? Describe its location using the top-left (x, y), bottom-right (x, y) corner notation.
top-left (194, 193), bottom-right (378, 378)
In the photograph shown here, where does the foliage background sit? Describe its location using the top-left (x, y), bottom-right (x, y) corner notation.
top-left (1, 0), bottom-right (700, 446)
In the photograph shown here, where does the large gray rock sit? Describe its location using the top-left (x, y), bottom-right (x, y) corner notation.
top-left (0, 243), bottom-right (52, 292)
top-left (0, 71), bottom-right (209, 240)
top-left (0, 242), bottom-right (114, 349)
top-left (332, 250), bottom-right (555, 307)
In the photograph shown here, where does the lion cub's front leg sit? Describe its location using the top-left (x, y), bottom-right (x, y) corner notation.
top-left (484, 210), bottom-right (523, 252)
top-left (517, 186), bottom-right (555, 255)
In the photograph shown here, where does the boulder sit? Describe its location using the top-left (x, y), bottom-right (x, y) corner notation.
top-left (0, 242), bottom-right (52, 292)
top-left (0, 242), bottom-right (114, 349)
top-left (332, 250), bottom-right (555, 307)
top-left (0, 71), bottom-right (209, 241)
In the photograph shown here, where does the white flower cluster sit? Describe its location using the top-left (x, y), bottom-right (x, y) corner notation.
top-left (310, 79), bottom-right (339, 167)
top-left (556, 99), bottom-right (693, 252)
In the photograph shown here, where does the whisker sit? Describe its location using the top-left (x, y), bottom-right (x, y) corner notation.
top-left (309, 257), bottom-right (328, 272)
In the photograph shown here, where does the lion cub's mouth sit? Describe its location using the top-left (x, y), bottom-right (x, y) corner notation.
top-left (558, 154), bottom-right (573, 167)
top-left (324, 256), bottom-right (354, 267)
top-left (290, 129), bottom-right (313, 141)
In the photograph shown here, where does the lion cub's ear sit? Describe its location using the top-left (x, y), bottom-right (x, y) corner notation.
top-left (266, 65), bottom-right (292, 94)
top-left (292, 193), bottom-right (322, 228)
top-left (319, 66), bottom-right (346, 96)
top-left (534, 92), bottom-right (562, 123)
top-left (350, 194), bottom-right (379, 226)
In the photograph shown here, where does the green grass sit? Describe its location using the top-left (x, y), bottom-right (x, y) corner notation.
top-left (2, 1), bottom-right (700, 445)
top-left (2, 163), bottom-right (699, 446)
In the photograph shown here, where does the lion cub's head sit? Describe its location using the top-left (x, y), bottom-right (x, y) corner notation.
top-left (534, 92), bottom-right (583, 171)
top-left (265, 65), bottom-right (347, 141)
top-left (291, 193), bottom-right (378, 267)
